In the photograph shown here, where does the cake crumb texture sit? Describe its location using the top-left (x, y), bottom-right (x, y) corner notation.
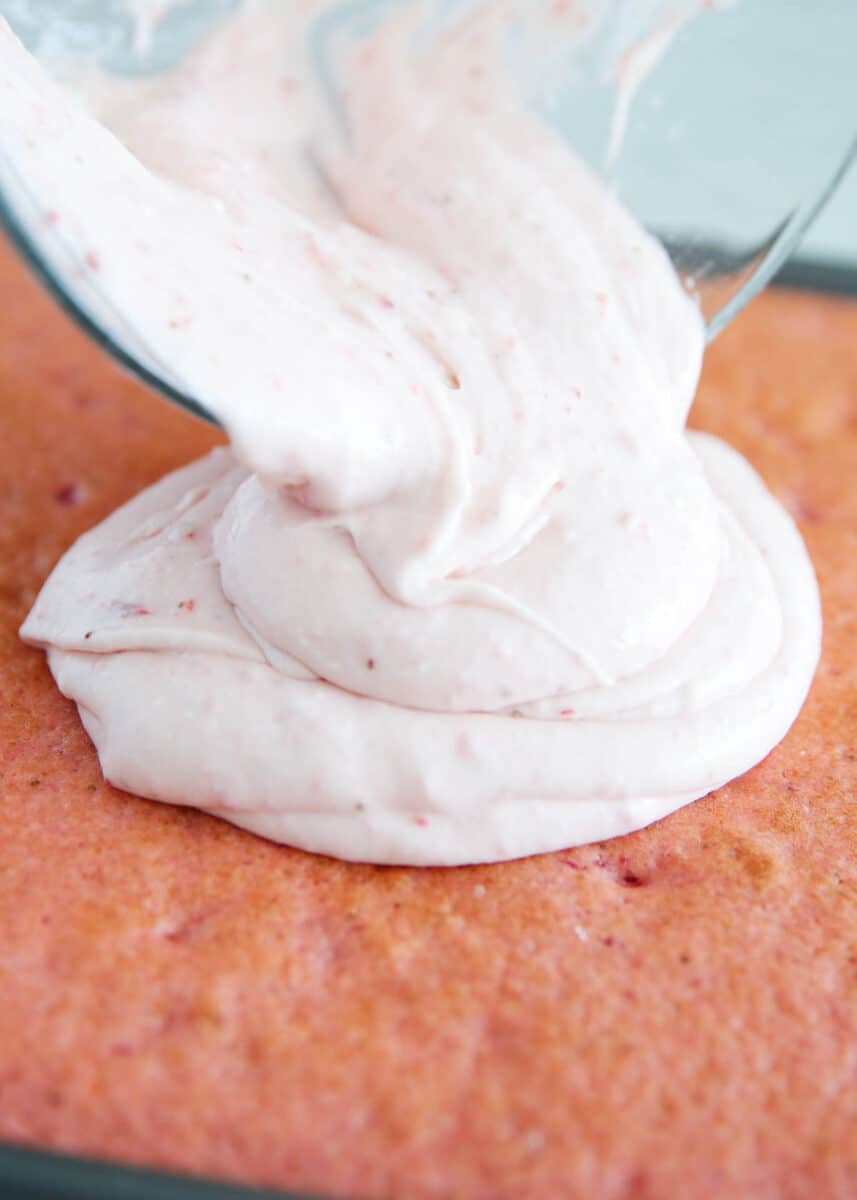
top-left (0, 238), bottom-right (855, 1199)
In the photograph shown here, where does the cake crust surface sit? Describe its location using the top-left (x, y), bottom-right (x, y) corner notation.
top-left (1, 239), bottom-right (855, 1199)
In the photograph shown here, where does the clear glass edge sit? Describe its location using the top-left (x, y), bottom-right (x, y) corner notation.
top-left (0, 186), bottom-right (217, 427)
top-left (704, 134), bottom-right (857, 341)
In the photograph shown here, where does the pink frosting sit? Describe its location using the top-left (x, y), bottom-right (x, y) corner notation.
top-left (7, 4), bottom-right (820, 864)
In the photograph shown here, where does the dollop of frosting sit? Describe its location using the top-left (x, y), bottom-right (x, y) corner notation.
top-left (7, 3), bottom-right (820, 864)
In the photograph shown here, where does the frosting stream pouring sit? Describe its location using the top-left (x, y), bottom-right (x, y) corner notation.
top-left (9, 2), bottom-right (821, 864)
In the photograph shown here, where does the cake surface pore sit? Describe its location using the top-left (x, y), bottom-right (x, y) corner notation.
top-left (0, 238), bottom-right (855, 1198)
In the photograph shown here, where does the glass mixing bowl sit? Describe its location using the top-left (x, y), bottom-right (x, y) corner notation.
top-left (1, 0), bottom-right (855, 426)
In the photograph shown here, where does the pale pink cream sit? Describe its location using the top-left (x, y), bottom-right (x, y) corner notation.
top-left (6, 2), bottom-right (820, 864)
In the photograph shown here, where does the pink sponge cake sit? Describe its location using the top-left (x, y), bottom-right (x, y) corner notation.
top-left (1, 233), bottom-right (856, 1198)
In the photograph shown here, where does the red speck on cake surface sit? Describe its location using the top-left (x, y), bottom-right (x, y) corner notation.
top-left (53, 481), bottom-right (85, 507)
top-left (1, 240), bottom-right (856, 1200)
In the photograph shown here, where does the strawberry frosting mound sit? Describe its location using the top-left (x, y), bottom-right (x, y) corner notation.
top-left (3, 2), bottom-right (821, 864)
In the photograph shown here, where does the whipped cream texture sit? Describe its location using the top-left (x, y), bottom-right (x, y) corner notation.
top-left (8, 2), bottom-right (821, 864)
